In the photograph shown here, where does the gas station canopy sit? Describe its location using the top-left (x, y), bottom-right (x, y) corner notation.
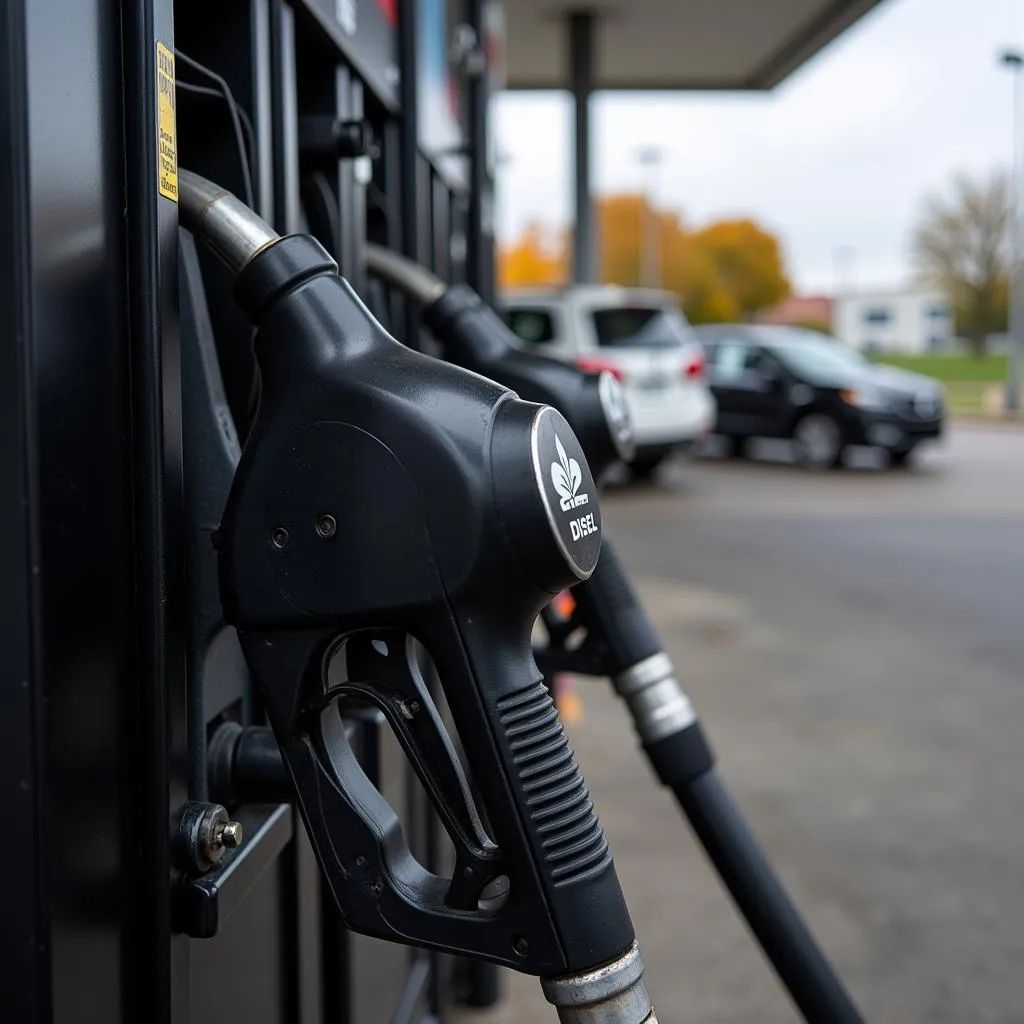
top-left (504, 0), bottom-right (886, 91)
top-left (498, 0), bottom-right (889, 284)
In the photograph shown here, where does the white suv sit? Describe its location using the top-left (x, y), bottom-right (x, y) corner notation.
top-left (501, 285), bottom-right (716, 477)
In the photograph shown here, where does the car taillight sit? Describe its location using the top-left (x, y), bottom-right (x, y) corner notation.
top-left (576, 357), bottom-right (625, 382)
top-left (552, 590), bottom-right (576, 620)
top-left (683, 351), bottom-right (705, 381)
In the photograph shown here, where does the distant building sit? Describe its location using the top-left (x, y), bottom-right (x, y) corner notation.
top-left (832, 290), bottom-right (954, 354)
top-left (756, 294), bottom-right (833, 330)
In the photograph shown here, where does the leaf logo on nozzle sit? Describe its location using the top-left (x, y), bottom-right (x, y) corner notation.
top-left (551, 434), bottom-right (589, 512)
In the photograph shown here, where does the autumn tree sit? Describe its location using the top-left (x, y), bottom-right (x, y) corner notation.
top-left (597, 194), bottom-right (647, 287)
top-left (593, 198), bottom-right (789, 321)
top-left (913, 171), bottom-right (1010, 356)
top-left (594, 194), bottom-right (690, 290)
top-left (496, 221), bottom-right (568, 287)
top-left (498, 199), bottom-right (791, 325)
top-left (660, 225), bottom-right (739, 322)
top-left (688, 219), bottom-right (791, 322)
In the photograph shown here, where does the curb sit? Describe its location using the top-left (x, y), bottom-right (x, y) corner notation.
top-left (950, 416), bottom-right (1024, 431)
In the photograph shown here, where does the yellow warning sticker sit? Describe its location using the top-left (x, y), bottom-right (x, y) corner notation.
top-left (156, 42), bottom-right (178, 202)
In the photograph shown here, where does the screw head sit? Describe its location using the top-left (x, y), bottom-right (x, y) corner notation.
top-left (513, 937), bottom-right (529, 957)
top-left (315, 514), bottom-right (337, 538)
top-left (369, 879), bottom-right (384, 897)
top-left (355, 855), bottom-right (367, 867)
top-left (271, 526), bottom-right (290, 548)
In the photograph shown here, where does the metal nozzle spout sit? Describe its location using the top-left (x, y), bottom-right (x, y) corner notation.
top-left (364, 242), bottom-right (448, 305)
top-left (541, 943), bottom-right (657, 1024)
top-left (178, 169), bottom-right (280, 275)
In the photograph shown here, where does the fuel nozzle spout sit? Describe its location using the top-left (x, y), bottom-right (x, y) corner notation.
top-left (178, 171), bottom-right (655, 1024)
top-left (364, 244), bottom-right (636, 476)
top-left (543, 943), bottom-right (658, 1024)
top-left (178, 169), bottom-right (278, 273)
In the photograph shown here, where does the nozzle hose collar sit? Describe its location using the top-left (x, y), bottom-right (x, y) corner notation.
top-left (614, 652), bottom-right (698, 745)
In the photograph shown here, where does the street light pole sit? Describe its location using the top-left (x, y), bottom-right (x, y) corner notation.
top-left (833, 246), bottom-right (857, 297)
top-left (636, 147), bottom-right (663, 289)
top-left (1001, 49), bottom-right (1023, 414)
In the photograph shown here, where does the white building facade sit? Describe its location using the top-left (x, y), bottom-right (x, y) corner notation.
top-left (832, 290), bottom-right (954, 355)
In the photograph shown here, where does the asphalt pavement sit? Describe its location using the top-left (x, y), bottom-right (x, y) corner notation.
top-left (454, 425), bottom-right (1024, 1024)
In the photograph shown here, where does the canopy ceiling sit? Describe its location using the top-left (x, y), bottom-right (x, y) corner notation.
top-left (504, 0), bottom-right (886, 91)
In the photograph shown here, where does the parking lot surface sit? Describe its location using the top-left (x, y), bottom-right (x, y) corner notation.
top-left (455, 425), bottom-right (1024, 1023)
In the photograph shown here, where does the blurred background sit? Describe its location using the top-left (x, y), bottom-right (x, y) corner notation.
top-left (460, 0), bottom-right (1024, 1020)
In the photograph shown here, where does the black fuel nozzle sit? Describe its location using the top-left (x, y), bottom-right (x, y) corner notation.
top-left (364, 246), bottom-right (635, 478)
top-left (178, 171), bottom-right (656, 1024)
top-left (359, 247), bottom-right (700, 749)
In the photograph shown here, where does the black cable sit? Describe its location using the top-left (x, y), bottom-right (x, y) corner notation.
top-left (573, 543), bottom-right (866, 1022)
top-left (651, 732), bottom-right (865, 1023)
top-left (175, 79), bottom-right (256, 176)
top-left (174, 49), bottom-right (255, 209)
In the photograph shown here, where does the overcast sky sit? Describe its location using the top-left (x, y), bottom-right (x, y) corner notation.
top-left (493, 0), bottom-right (1023, 295)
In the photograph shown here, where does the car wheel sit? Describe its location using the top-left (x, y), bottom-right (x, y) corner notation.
top-left (793, 413), bottom-right (845, 470)
top-left (888, 445), bottom-right (916, 468)
top-left (721, 435), bottom-right (750, 460)
top-left (630, 452), bottom-right (667, 480)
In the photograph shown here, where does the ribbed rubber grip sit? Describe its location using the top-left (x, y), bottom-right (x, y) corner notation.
top-left (453, 609), bottom-right (635, 971)
top-left (498, 683), bottom-right (611, 886)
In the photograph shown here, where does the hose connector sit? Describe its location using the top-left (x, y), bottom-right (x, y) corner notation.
top-left (613, 652), bottom-right (697, 746)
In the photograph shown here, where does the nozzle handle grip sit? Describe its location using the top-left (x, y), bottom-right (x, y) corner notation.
top-left (423, 609), bottom-right (638, 975)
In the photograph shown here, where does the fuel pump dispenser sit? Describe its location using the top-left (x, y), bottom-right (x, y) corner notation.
top-left (363, 243), bottom-right (866, 1024)
top-left (178, 171), bottom-right (658, 1024)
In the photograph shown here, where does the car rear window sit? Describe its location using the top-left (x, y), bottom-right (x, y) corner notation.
top-left (506, 308), bottom-right (555, 345)
top-left (591, 307), bottom-right (690, 349)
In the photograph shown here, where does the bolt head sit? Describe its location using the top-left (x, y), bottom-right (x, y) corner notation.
top-left (220, 820), bottom-right (243, 848)
top-left (180, 802), bottom-right (235, 873)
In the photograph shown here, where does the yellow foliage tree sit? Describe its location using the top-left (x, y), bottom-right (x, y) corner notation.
top-left (672, 244), bottom-right (741, 323)
top-left (689, 219), bottom-right (791, 321)
top-left (597, 194), bottom-right (645, 286)
top-left (496, 221), bottom-right (568, 287)
top-left (497, 199), bottom-right (790, 325)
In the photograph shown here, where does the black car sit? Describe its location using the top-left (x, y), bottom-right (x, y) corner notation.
top-left (695, 324), bottom-right (944, 469)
